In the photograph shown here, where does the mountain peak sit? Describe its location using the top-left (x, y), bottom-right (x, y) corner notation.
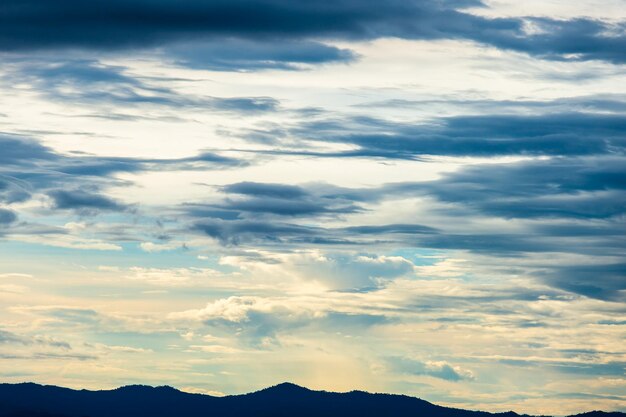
top-left (114, 385), bottom-right (181, 394)
top-left (258, 382), bottom-right (310, 394)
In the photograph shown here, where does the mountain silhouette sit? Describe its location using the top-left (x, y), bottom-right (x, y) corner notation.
top-left (0, 382), bottom-right (623, 417)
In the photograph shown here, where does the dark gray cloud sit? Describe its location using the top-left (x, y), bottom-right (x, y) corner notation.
top-left (276, 112), bottom-right (626, 159)
top-left (0, 178), bottom-right (31, 204)
top-left (540, 263), bottom-right (626, 302)
top-left (223, 182), bottom-right (309, 199)
top-left (499, 358), bottom-right (626, 377)
top-left (2, 0), bottom-right (626, 66)
top-left (167, 39), bottom-right (356, 71)
top-left (189, 182), bottom-right (362, 219)
top-left (0, 134), bottom-right (59, 165)
top-left (234, 157), bottom-right (625, 223)
top-left (49, 189), bottom-right (129, 213)
top-left (3, 59), bottom-right (281, 111)
top-left (192, 219), bottom-right (429, 247)
top-left (417, 233), bottom-right (558, 254)
top-left (191, 216), bottom-right (439, 247)
top-left (0, 208), bottom-right (17, 224)
top-left (54, 152), bottom-right (245, 179)
top-left (341, 224), bottom-right (437, 235)
top-left (193, 219), bottom-right (322, 246)
top-left (418, 157), bottom-right (626, 220)
top-left (0, 134), bottom-right (244, 183)
top-left (187, 181), bottom-right (439, 246)
top-left (485, 17), bottom-right (626, 64)
top-left (211, 198), bottom-right (358, 217)
top-left (0, 0), bottom-right (478, 50)
top-left (356, 94), bottom-right (626, 114)
top-left (207, 97), bottom-right (279, 113)
top-left (191, 218), bottom-right (442, 249)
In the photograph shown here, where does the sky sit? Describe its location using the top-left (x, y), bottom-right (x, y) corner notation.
top-left (0, 0), bottom-right (625, 415)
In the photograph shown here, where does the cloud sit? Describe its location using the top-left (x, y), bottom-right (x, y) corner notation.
top-left (139, 241), bottom-right (183, 253)
top-left (184, 182), bottom-right (437, 248)
top-left (187, 156), bottom-right (624, 254)
top-left (56, 152), bottom-right (245, 179)
top-left (0, 178), bottom-right (31, 204)
top-left (167, 39), bottom-right (356, 71)
top-left (0, 133), bottom-right (249, 248)
top-left (171, 295), bottom-right (389, 347)
top-left (292, 252), bottom-right (416, 290)
top-left (37, 308), bottom-right (102, 327)
top-left (193, 219), bottom-right (319, 246)
top-left (124, 266), bottom-right (224, 286)
top-left (0, 352), bottom-right (97, 360)
top-left (356, 94), bottom-right (626, 114)
top-left (221, 250), bottom-right (417, 290)
top-left (499, 358), bottom-right (626, 377)
top-left (0, 134), bottom-right (245, 204)
top-left (0, 133), bottom-right (59, 165)
top-left (4, 59), bottom-right (282, 111)
top-left (186, 181), bottom-right (362, 221)
top-left (0, 208), bottom-right (17, 224)
top-left (192, 218), bottom-right (438, 247)
top-left (182, 160), bottom-right (624, 302)
top-left (0, 330), bottom-right (26, 345)
top-left (540, 263), bottom-right (626, 301)
top-left (270, 112), bottom-right (626, 159)
top-left (0, 329), bottom-right (72, 349)
top-left (2, 0), bottom-right (626, 66)
top-left (0, 0), bottom-right (484, 50)
top-left (486, 17), bottom-right (626, 64)
top-left (210, 198), bottom-right (357, 217)
top-left (49, 189), bottom-right (129, 213)
top-left (388, 357), bottom-right (474, 381)
top-left (418, 157), bottom-right (626, 220)
top-left (223, 182), bottom-right (309, 199)
top-left (341, 224), bottom-right (438, 235)
top-left (416, 233), bottom-right (558, 254)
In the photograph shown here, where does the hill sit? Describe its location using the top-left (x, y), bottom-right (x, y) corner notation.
top-left (0, 382), bottom-right (623, 417)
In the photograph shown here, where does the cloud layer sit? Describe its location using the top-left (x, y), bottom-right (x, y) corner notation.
top-left (0, 1), bottom-right (625, 415)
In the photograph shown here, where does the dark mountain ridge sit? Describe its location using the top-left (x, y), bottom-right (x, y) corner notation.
top-left (0, 382), bottom-right (623, 417)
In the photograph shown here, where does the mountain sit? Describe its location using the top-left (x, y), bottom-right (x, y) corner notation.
top-left (0, 382), bottom-right (623, 417)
